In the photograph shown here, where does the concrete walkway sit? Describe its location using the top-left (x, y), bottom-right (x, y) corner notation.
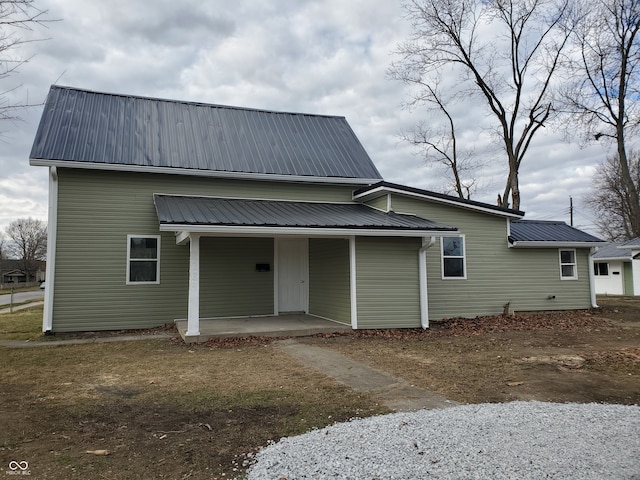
top-left (0, 301), bottom-right (44, 315)
top-left (275, 339), bottom-right (460, 412)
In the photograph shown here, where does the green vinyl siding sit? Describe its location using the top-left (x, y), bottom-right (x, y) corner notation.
top-left (356, 236), bottom-right (421, 328)
top-left (51, 168), bottom-right (358, 331)
top-left (363, 195), bottom-right (388, 212)
top-left (391, 195), bottom-right (593, 319)
top-left (199, 237), bottom-right (273, 318)
top-left (309, 238), bottom-right (350, 324)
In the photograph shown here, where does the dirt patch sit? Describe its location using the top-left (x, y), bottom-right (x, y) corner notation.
top-left (1, 297), bottom-right (639, 478)
top-left (300, 299), bottom-right (640, 406)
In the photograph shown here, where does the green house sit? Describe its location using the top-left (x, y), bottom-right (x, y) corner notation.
top-left (30, 86), bottom-right (605, 340)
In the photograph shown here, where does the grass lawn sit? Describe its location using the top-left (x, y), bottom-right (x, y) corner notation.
top-left (0, 306), bottom-right (43, 340)
top-left (0, 285), bottom-right (41, 295)
top-left (0, 300), bottom-right (638, 479)
top-left (0, 306), bottom-right (388, 479)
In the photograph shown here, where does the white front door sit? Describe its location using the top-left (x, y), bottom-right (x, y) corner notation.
top-left (277, 238), bottom-right (308, 313)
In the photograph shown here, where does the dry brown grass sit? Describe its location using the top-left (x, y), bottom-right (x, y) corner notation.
top-left (1, 299), bottom-right (639, 478)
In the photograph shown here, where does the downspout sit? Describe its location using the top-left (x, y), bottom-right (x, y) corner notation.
top-left (588, 246), bottom-right (599, 308)
top-left (419, 236), bottom-right (437, 329)
top-left (42, 166), bottom-right (58, 333)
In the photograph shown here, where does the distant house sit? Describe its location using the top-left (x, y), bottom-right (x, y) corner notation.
top-left (30, 86), bottom-right (605, 338)
top-left (592, 238), bottom-right (640, 296)
top-left (0, 260), bottom-right (46, 286)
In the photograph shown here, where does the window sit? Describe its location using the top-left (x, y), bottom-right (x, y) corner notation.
top-left (594, 262), bottom-right (609, 276)
top-left (127, 235), bottom-right (160, 284)
top-left (441, 236), bottom-right (466, 279)
top-left (559, 249), bottom-right (577, 280)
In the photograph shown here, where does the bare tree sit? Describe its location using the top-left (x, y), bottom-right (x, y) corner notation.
top-left (559, 0), bottom-right (640, 237)
top-left (396, 77), bottom-right (482, 199)
top-left (585, 153), bottom-right (640, 241)
top-left (1, 0), bottom-right (53, 123)
top-left (390, 0), bottom-right (573, 210)
top-left (5, 217), bottom-right (46, 282)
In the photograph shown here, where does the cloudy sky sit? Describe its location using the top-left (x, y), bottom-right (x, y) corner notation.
top-left (0, 0), bottom-right (608, 235)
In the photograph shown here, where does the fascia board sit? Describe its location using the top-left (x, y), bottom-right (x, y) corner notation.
top-left (591, 256), bottom-right (631, 261)
top-left (160, 224), bottom-right (456, 238)
top-left (509, 241), bottom-right (608, 248)
top-left (354, 186), bottom-right (523, 219)
top-left (29, 158), bottom-right (379, 185)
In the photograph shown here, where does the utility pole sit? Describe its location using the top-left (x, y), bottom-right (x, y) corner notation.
top-left (569, 196), bottom-right (574, 227)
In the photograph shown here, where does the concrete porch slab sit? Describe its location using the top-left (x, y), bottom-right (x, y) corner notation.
top-left (175, 314), bottom-right (352, 343)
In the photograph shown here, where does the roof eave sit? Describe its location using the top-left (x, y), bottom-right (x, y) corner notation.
top-left (354, 185), bottom-right (524, 219)
top-left (159, 224), bottom-right (457, 238)
top-left (30, 158), bottom-right (381, 186)
top-left (508, 240), bottom-right (607, 248)
top-left (592, 256), bottom-right (632, 261)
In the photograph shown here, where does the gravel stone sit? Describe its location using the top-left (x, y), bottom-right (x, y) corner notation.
top-left (246, 401), bottom-right (640, 479)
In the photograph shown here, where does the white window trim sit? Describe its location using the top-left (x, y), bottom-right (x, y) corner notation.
top-left (559, 248), bottom-right (578, 280)
top-left (126, 234), bottom-right (161, 285)
top-left (441, 235), bottom-right (467, 280)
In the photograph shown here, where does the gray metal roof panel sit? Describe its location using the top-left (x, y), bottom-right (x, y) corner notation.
top-left (592, 243), bottom-right (633, 260)
top-left (619, 237), bottom-right (640, 248)
top-left (510, 220), bottom-right (604, 243)
top-left (31, 85), bottom-right (383, 180)
top-left (153, 195), bottom-right (456, 231)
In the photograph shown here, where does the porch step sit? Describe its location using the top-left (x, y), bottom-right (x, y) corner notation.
top-left (175, 314), bottom-right (351, 343)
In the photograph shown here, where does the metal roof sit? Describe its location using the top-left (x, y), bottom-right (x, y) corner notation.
top-left (619, 237), bottom-right (640, 248)
top-left (592, 243), bottom-right (633, 260)
top-left (153, 195), bottom-right (456, 232)
top-left (30, 85), bottom-right (383, 182)
top-left (510, 220), bottom-right (604, 244)
top-left (353, 181), bottom-right (525, 218)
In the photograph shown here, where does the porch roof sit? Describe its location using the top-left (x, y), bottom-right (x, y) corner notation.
top-left (153, 194), bottom-right (456, 236)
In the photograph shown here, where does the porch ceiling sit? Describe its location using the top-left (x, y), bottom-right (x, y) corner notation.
top-left (154, 194), bottom-right (456, 236)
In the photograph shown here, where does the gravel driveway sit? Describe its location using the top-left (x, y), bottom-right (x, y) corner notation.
top-left (246, 401), bottom-right (640, 479)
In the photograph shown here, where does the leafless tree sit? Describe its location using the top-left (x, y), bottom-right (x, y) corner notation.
top-left (585, 153), bottom-right (640, 242)
top-left (558, 0), bottom-right (640, 237)
top-left (390, 0), bottom-right (573, 210)
top-left (396, 77), bottom-right (482, 199)
top-left (5, 217), bottom-right (46, 282)
top-left (1, 0), bottom-right (53, 124)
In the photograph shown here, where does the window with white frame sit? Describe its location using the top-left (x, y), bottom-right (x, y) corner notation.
top-left (559, 249), bottom-right (577, 280)
top-left (594, 262), bottom-right (609, 276)
top-left (441, 236), bottom-right (466, 279)
top-left (127, 235), bottom-right (160, 284)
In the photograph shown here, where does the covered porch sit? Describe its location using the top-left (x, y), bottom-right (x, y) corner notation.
top-left (154, 194), bottom-right (456, 342)
top-left (174, 313), bottom-right (352, 343)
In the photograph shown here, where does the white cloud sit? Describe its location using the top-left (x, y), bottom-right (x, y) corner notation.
top-left (0, 0), bottom-right (609, 236)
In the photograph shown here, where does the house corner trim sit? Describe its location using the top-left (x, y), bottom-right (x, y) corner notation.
top-left (42, 166), bottom-right (58, 333)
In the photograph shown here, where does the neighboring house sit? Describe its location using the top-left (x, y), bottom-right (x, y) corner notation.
top-left (592, 238), bottom-right (640, 296)
top-left (30, 86), bottom-right (605, 338)
top-left (0, 259), bottom-right (46, 285)
top-left (2, 269), bottom-right (26, 284)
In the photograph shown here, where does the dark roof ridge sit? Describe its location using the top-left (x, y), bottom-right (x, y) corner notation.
top-left (49, 85), bottom-right (346, 119)
top-left (513, 219), bottom-right (566, 224)
top-left (355, 181), bottom-right (525, 216)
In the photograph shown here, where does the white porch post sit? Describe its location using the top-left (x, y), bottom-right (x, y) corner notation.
top-left (588, 247), bottom-right (598, 308)
top-left (187, 233), bottom-right (200, 336)
top-left (419, 237), bottom-right (436, 329)
top-left (349, 235), bottom-right (357, 329)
